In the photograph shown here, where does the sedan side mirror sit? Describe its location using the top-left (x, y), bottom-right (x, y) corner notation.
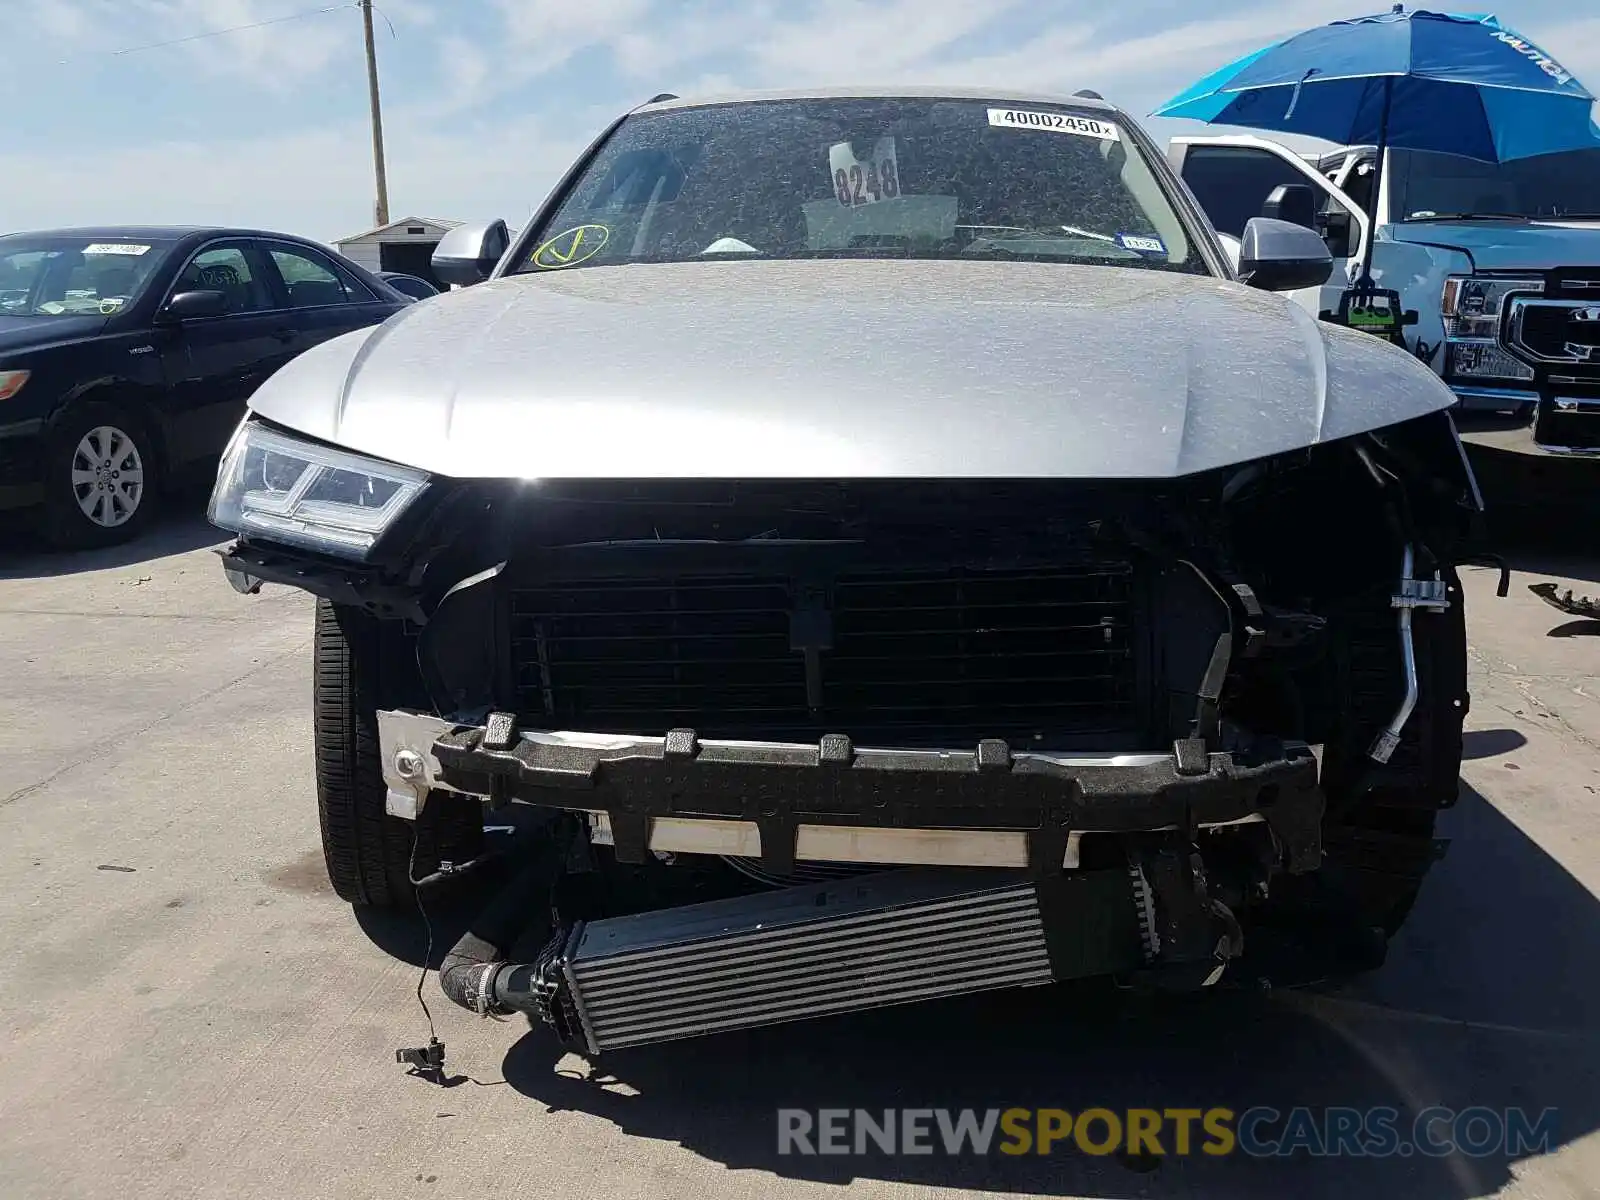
top-left (1238, 217), bottom-right (1334, 292)
top-left (161, 289), bottom-right (229, 320)
top-left (433, 220), bottom-right (510, 288)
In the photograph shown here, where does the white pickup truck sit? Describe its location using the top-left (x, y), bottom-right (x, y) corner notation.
top-left (1168, 134), bottom-right (1600, 454)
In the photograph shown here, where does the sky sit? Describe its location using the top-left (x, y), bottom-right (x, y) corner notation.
top-left (2, 0), bottom-right (1596, 243)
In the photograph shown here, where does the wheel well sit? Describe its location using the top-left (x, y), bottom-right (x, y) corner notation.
top-left (47, 385), bottom-right (172, 481)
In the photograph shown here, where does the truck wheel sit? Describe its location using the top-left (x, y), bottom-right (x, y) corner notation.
top-left (314, 599), bottom-right (484, 908)
top-left (42, 401), bottom-right (160, 549)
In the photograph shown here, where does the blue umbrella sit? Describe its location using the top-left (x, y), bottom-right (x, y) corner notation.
top-left (1154, 6), bottom-right (1599, 279)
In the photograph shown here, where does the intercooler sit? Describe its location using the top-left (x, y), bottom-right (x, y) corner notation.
top-left (546, 869), bottom-right (1058, 1053)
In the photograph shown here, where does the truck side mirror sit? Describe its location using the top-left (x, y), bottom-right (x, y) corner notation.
top-left (433, 220), bottom-right (510, 288)
top-left (1238, 217), bottom-right (1334, 292)
top-left (1261, 183), bottom-right (1318, 231)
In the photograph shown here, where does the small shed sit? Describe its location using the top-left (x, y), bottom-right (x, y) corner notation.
top-left (334, 216), bottom-right (462, 290)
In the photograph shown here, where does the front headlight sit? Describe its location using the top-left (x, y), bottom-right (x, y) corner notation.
top-left (1439, 274), bottom-right (1542, 383)
top-left (207, 421), bottom-right (429, 559)
top-left (1444, 340), bottom-right (1536, 382)
top-left (1440, 275), bottom-right (1543, 333)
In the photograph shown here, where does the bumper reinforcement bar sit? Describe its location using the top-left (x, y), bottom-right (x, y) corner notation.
top-left (379, 711), bottom-right (1325, 878)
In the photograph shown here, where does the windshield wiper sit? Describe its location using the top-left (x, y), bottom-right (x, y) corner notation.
top-left (1403, 211), bottom-right (1530, 222)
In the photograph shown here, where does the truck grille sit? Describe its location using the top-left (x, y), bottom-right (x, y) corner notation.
top-left (510, 563), bottom-right (1139, 746)
top-left (1511, 301), bottom-right (1600, 366)
top-left (1550, 269), bottom-right (1600, 300)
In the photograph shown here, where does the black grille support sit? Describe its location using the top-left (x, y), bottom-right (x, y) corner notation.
top-left (507, 561), bottom-right (1145, 749)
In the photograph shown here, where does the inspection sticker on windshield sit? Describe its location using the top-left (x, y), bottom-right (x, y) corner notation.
top-left (83, 243), bottom-right (151, 256)
top-left (987, 109), bottom-right (1120, 140)
top-left (1116, 233), bottom-right (1166, 255)
top-left (829, 138), bottom-right (901, 209)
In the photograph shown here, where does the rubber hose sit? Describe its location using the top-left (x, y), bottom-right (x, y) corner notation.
top-left (439, 830), bottom-right (567, 1014)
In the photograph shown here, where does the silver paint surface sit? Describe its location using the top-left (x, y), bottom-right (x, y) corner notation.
top-left (247, 258), bottom-right (1459, 480)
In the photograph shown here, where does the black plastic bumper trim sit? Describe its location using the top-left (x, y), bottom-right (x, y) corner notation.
top-left (217, 542), bottom-right (425, 623)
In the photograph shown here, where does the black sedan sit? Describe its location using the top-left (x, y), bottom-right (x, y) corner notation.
top-left (0, 226), bottom-right (412, 547)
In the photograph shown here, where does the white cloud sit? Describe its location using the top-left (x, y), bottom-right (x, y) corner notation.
top-left (434, 34), bottom-right (493, 115)
top-left (0, 112), bottom-right (589, 242)
top-left (23, 0), bottom-right (356, 87)
top-left (750, 0), bottom-right (1028, 79)
top-left (4, 0), bottom-right (1591, 240)
top-left (32, 1), bottom-right (95, 43)
top-left (377, 0), bottom-right (437, 26)
top-left (492, 0), bottom-right (653, 74)
top-left (775, 0), bottom-right (1370, 103)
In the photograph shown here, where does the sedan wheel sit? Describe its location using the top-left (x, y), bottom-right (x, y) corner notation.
top-left (43, 402), bottom-right (160, 549)
top-left (71, 425), bottom-right (146, 528)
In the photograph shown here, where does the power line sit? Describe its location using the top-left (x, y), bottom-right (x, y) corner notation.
top-left (54, 2), bottom-right (360, 63)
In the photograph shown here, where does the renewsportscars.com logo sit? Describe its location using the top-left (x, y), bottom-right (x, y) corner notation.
top-left (777, 1106), bottom-right (1559, 1159)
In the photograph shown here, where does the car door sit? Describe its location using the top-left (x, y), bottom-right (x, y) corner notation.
top-left (259, 241), bottom-right (398, 360)
top-left (1169, 136), bottom-right (1370, 319)
top-left (156, 240), bottom-right (291, 466)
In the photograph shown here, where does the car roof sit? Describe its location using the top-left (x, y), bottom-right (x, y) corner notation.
top-left (638, 85), bottom-right (1121, 116)
top-left (0, 225), bottom-right (332, 247)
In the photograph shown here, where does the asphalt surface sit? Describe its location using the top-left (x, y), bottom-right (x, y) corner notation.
top-left (1, 508), bottom-right (1597, 1200)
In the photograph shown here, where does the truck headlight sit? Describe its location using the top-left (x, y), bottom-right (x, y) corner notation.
top-left (1444, 341), bottom-right (1536, 382)
top-left (1441, 275), bottom-right (1543, 331)
top-left (1439, 275), bottom-right (1542, 383)
top-left (207, 421), bottom-right (429, 560)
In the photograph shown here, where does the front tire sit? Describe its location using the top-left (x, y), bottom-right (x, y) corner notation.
top-left (42, 401), bottom-right (160, 549)
top-left (314, 599), bottom-right (484, 908)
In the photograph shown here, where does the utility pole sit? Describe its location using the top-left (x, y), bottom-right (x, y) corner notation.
top-left (360, 0), bottom-right (390, 227)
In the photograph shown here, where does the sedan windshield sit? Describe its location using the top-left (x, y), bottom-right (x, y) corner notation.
top-left (511, 97), bottom-right (1205, 275)
top-left (1390, 147), bottom-right (1600, 220)
top-left (0, 236), bottom-right (172, 317)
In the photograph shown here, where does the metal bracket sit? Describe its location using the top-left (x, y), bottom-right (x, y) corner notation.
top-left (1392, 577), bottom-right (1450, 612)
top-left (377, 709), bottom-right (476, 818)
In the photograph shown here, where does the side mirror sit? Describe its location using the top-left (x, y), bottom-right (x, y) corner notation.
top-left (433, 220), bottom-right (510, 288)
top-left (1238, 217), bottom-right (1334, 292)
top-left (161, 289), bottom-right (228, 320)
top-left (1261, 183), bottom-right (1318, 231)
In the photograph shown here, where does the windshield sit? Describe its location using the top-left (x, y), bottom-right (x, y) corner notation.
top-left (1390, 147), bottom-right (1600, 220)
top-left (511, 97), bottom-right (1204, 276)
top-left (0, 236), bottom-right (171, 317)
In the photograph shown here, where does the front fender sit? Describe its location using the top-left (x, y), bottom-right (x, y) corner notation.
top-left (244, 322), bottom-right (388, 444)
top-left (1372, 241), bottom-right (1474, 373)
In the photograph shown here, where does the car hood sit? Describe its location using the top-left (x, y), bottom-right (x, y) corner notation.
top-left (1384, 219), bottom-right (1600, 272)
top-left (248, 259), bottom-right (1457, 480)
top-left (0, 313), bottom-right (109, 355)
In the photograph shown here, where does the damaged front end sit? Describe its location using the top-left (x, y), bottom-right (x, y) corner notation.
top-left (220, 408), bottom-right (1484, 1053)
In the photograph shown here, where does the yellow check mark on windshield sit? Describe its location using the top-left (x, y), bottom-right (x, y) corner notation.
top-left (533, 224), bottom-right (610, 268)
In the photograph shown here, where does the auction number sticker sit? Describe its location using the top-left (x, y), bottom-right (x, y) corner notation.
top-left (987, 109), bottom-right (1120, 141)
top-left (1116, 233), bottom-right (1167, 255)
top-left (83, 243), bottom-right (152, 256)
top-left (829, 137), bottom-right (901, 209)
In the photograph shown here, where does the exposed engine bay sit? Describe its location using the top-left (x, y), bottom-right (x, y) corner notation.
top-left (220, 407), bottom-right (1491, 1054)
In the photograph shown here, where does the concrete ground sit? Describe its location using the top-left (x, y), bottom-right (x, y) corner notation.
top-left (1, 509), bottom-right (1597, 1200)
